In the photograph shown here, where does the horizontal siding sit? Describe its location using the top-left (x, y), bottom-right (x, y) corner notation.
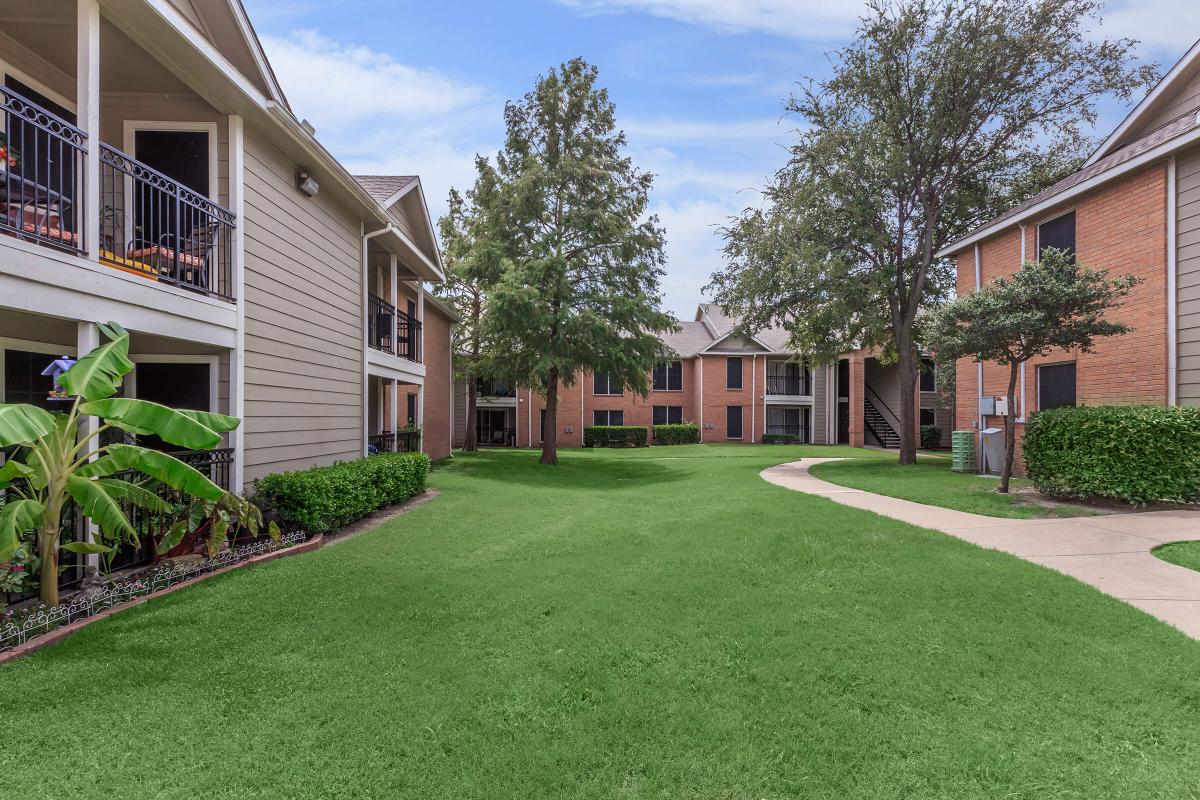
top-left (1139, 69), bottom-right (1200, 134)
top-left (1178, 145), bottom-right (1200, 405)
top-left (811, 364), bottom-right (828, 444)
top-left (242, 129), bottom-right (363, 484)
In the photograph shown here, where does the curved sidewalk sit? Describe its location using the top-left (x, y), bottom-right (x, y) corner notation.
top-left (761, 458), bottom-right (1200, 639)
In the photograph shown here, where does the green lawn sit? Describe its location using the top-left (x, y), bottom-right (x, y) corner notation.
top-left (2, 445), bottom-right (1197, 799)
top-left (811, 456), bottom-right (1096, 519)
top-left (1154, 540), bottom-right (1200, 573)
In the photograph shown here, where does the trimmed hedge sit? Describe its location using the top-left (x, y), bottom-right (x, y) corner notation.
top-left (1024, 405), bottom-right (1200, 505)
top-left (762, 433), bottom-right (803, 444)
top-left (253, 452), bottom-right (430, 533)
top-left (920, 425), bottom-right (942, 450)
top-left (584, 426), bottom-right (648, 447)
top-left (653, 423), bottom-right (699, 445)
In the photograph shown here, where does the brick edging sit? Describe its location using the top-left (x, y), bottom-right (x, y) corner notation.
top-left (0, 488), bottom-right (441, 665)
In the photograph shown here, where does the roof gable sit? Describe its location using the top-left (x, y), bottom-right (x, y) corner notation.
top-left (166, 0), bottom-right (289, 109)
top-left (354, 175), bottom-right (442, 271)
top-left (1087, 37), bottom-right (1200, 166)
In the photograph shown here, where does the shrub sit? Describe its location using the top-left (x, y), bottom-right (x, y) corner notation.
top-left (920, 425), bottom-right (942, 449)
top-left (653, 423), bottom-right (699, 445)
top-left (1024, 405), bottom-right (1200, 505)
top-left (583, 426), bottom-right (648, 447)
top-left (762, 433), bottom-right (803, 445)
top-left (253, 452), bottom-right (430, 533)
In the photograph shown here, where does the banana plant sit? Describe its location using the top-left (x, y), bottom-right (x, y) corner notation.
top-left (0, 322), bottom-right (239, 605)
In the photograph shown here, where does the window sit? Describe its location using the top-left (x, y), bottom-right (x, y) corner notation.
top-left (593, 409), bottom-right (624, 426)
top-left (407, 393), bottom-right (417, 425)
top-left (726, 405), bottom-right (743, 439)
top-left (1038, 363), bottom-right (1076, 411)
top-left (726, 356), bottom-right (743, 389)
top-left (593, 371), bottom-right (622, 395)
top-left (920, 358), bottom-right (936, 392)
top-left (652, 405), bottom-right (683, 425)
top-left (1038, 211), bottom-right (1076, 262)
top-left (653, 360), bottom-right (682, 391)
top-left (920, 407), bottom-right (936, 426)
top-left (3, 349), bottom-right (59, 410)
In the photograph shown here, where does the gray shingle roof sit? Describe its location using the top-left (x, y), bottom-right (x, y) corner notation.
top-left (354, 175), bottom-right (417, 205)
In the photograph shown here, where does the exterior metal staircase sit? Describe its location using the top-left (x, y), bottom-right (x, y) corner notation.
top-left (864, 397), bottom-right (901, 449)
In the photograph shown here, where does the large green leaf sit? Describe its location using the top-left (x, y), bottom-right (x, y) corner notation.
top-left (67, 475), bottom-right (136, 541)
top-left (81, 398), bottom-right (221, 450)
top-left (57, 323), bottom-right (134, 401)
top-left (0, 458), bottom-right (34, 490)
top-left (0, 404), bottom-right (58, 447)
top-left (177, 409), bottom-right (241, 434)
top-left (62, 541), bottom-right (112, 555)
top-left (21, 447), bottom-right (50, 492)
top-left (96, 478), bottom-right (173, 513)
top-left (75, 450), bottom-right (135, 479)
top-left (155, 519), bottom-right (188, 555)
top-left (105, 444), bottom-right (225, 501)
top-left (0, 498), bottom-right (43, 562)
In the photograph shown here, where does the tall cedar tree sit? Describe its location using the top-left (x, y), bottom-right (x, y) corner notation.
top-left (926, 248), bottom-right (1138, 491)
top-left (467, 58), bottom-right (674, 464)
top-left (706, 0), bottom-right (1157, 464)
top-left (437, 189), bottom-right (489, 452)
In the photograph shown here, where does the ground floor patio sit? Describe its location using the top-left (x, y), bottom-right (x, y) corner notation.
top-left (2, 445), bottom-right (1197, 798)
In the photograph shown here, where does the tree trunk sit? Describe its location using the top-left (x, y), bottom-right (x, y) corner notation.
top-left (999, 362), bottom-right (1020, 494)
top-left (463, 378), bottom-right (478, 452)
top-left (540, 367), bottom-right (559, 465)
top-left (896, 341), bottom-right (919, 465)
top-left (39, 529), bottom-right (59, 606)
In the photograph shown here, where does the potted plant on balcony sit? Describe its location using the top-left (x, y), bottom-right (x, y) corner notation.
top-left (0, 321), bottom-right (241, 604)
top-left (0, 131), bottom-right (19, 172)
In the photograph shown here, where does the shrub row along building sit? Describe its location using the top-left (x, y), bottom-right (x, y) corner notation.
top-left (453, 304), bottom-right (951, 449)
top-left (942, 39), bottom-right (1200, 471)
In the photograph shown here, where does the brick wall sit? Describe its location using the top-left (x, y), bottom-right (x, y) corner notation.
top-left (951, 162), bottom-right (1169, 471)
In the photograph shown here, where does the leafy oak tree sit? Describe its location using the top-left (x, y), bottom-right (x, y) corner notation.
top-left (707, 0), bottom-right (1157, 464)
top-left (465, 58), bottom-right (674, 465)
top-left (437, 189), bottom-right (489, 452)
top-left (926, 249), bottom-right (1138, 492)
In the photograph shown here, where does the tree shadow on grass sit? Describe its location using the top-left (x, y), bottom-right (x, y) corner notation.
top-left (445, 449), bottom-right (690, 492)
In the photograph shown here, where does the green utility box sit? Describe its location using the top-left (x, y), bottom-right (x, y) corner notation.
top-left (951, 430), bottom-right (976, 473)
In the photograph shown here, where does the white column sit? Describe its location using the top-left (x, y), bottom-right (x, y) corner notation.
top-left (417, 384), bottom-right (425, 453)
top-left (391, 379), bottom-right (399, 435)
top-left (389, 254), bottom-right (398, 310)
top-left (228, 114), bottom-right (246, 492)
top-left (416, 279), bottom-right (425, 362)
top-left (77, 0), bottom-right (100, 262)
top-left (77, 321), bottom-right (100, 580)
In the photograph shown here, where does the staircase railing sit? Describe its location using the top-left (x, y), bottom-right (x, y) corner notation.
top-left (863, 384), bottom-right (902, 447)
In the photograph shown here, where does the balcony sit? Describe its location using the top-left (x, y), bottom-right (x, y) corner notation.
top-left (766, 373), bottom-right (812, 396)
top-left (368, 431), bottom-right (422, 454)
top-left (0, 85), bottom-right (236, 303)
top-left (765, 424), bottom-right (810, 442)
top-left (476, 378), bottom-right (515, 397)
top-left (368, 292), bottom-right (423, 362)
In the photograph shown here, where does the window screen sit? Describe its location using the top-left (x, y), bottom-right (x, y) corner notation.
top-left (1038, 363), bottom-right (1076, 410)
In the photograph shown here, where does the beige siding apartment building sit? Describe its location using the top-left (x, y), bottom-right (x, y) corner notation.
top-left (0, 0), bottom-right (454, 491)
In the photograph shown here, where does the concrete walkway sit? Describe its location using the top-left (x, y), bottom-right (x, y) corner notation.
top-left (760, 458), bottom-right (1200, 639)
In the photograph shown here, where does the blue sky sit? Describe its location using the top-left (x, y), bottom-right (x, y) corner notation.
top-left (244, 0), bottom-right (1196, 318)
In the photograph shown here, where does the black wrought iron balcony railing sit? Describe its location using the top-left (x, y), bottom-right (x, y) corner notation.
top-left (99, 144), bottom-right (235, 302)
top-left (368, 293), bottom-right (423, 363)
top-left (766, 374), bottom-right (812, 395)
top-left (476, 378), bottom-right (515, 397)
top-left (0, 84), bottom-right (87, 256)
top-left (475, 426), bottom-right (517, 447)
top-left (368, 431), bottom-right (422, 454)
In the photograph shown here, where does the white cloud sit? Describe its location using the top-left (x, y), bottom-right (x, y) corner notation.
top-left (652, 197), bottom-right (762, 316)
top-left (623, 115), bottom-right (790, 142)
top-left (261, 30), bottom-right (484, 132)
top-left (1095, 1), bottom-right (1200, 56)
top-left (555, 0), bottom-right (864, 38)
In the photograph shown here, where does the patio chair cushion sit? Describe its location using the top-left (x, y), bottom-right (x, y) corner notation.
top-left (127, 244), bottom-right (206, 269)
top-left (20, 221), bottom-right (77, 243)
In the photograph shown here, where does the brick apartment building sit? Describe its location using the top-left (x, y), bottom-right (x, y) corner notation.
top-left (453, 304), bottom-right (950, 450)
top-left (941, 39), bottom-right (1200, 472)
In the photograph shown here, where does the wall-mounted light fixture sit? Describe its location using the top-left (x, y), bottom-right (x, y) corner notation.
top-left (296, 170), bottom-right (319, 198)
